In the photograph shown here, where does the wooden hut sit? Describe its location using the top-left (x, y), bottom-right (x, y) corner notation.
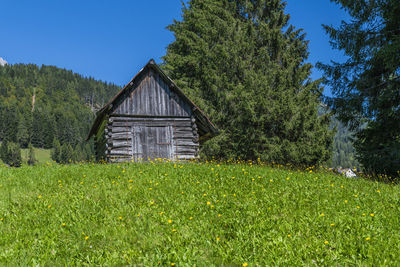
top-left (86, 59), bottom-right (218, 162)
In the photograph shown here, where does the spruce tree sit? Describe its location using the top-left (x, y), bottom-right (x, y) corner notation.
top-left (1, 142), bottom-right (22, 167)
top-left (60, 143), bottom-right (74, 164)
top-left (51, 139), bottom-right (61, 163)
top-left (27, 143), bottom-right (36, 166)
top-left (317, 0), bottom-right (400, 176)
top-left (0, 140), bottom-right (8, 163)
top-left (163, 0), bottom-right (333, 165)
top-left (17, 114), bottom-right (31, 148)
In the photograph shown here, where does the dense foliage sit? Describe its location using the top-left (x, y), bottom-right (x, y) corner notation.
top-left (317, 0), bottom-right (400, 176)
top-left (163, 0), bottom-right (333, 166)
top-left (0, 141), bottom-right (22, 167)
top-left (331, 117), bottom-right (359, 168)
top-left (0, 64), bottom-right (120, 162)
top-left (0, 162), bottom-right (399, 265)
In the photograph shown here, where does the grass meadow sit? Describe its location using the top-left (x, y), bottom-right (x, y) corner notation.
top-left (0, 161), bottom-right (399, 266)
top-left (20, 148), bottom-right (51, 164)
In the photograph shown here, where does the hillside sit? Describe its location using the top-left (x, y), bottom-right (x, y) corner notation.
top-left (0, 64), bottom-right (120, 155)
top-left (0, 162), bottom-right (399, 265)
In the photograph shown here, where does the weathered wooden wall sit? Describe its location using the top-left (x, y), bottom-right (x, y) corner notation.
top-left (112, 68), bottom-right (192, 117)
top-left (104, 116), bottom-right (199, 162)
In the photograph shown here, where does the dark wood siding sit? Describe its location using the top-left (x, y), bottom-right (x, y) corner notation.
top-left (112, 68), bottom-right (192, 117)
top-left (105, 116), bottom-right (199, 162)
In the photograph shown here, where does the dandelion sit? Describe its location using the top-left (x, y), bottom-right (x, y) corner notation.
top-left (287, 234), bottom-right (291, 237)
top-left (377, 190), bottom-right (380, 193)
top-left (370, 213), bottom-right (374, 217)
top-left (48, 204), bottom-right (52, 208)
top-left (62, 223), bottom-right (66, 227)
top-left (324, 241), bottom-right (329, 244)
top-left (171, 263), bottom-right (175, 266)
top-left (362, 213), bottom-right (366, 216)
top-left (320, 213), bottom-right (324, 217)
top-left (172, 229), bottom-right (177, 232)
top-left (84, 236), bottom-right (89, 240)
top-left (218, 214), bottom-right (222, 217)
top-left (38, 195), bottom-right (42, 199)
top-left (168, 219), bottom-right (172, 224)
top-left (354, 195), bottom-right (358, 198)
top-left (216, 237), bottom-right (220, 241)
top-left (344, 200), bottom-right (348, 203)
top-left (207, 201), bottom-right (211, 205)
top-left (189, 217), bottom-right (193, 220)
top-left (119, 216), bottom-right (123, 220)
top-left (330, 223), bottom-right (335, 226)
top-left (366, 237), bottom-right (371, 241)
top-left (243, 263), bottom-right (248, 267)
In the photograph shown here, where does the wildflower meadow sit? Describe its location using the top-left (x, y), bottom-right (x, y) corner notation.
top-left (0, 161), bottom-right (399, 265)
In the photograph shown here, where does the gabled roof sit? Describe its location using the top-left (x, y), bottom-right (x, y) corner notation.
top-left (87, 59), bottom-right (218, 141)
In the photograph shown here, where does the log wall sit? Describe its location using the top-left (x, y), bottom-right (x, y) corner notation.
top-left (104, 115), bottom-right (199, 162)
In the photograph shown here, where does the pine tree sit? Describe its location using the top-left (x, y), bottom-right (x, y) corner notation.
top-left (51, 139), bottom-right (61, 163)
top-left (17, 114), bottom-right (31, 148)
top-left (0, 140), bottom-right (9, 163)
top-left (27, 143), bottom-right (36, 166)
top-left (60, 143), bottom-right (74, 164)
top-left (163, 0), bottom-right (333, 165)
top-left (1, 142), bottom-right (22, 167)
top-left (317, 0), bottom-right (400, 176)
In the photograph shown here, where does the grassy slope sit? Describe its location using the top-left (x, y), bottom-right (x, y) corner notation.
top-left (21, 148), bottom-right (51, 164)
top-left (0, 162), bottom-right (399, 266)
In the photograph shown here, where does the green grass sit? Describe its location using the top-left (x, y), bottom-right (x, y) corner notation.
top-left (21, 147), bottom-right (51, 164)
top-left (0, 162), bottom-right (399, 266)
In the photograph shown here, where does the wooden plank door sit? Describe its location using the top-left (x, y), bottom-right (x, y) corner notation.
top-left (131, 125), bottom-right (174, 161)
top-left (132, 125), bottom-right (144, 161)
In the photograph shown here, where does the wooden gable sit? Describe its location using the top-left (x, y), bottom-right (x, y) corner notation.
top-left (111, 68), bottom-right (192, 117)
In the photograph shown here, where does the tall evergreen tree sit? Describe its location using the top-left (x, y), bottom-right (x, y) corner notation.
top-left (51, 139), bottom-right (61, 163)
top-left (317, 0), bottom-right (400, 176)
top-left (0, 140), bottom-right (9, 163)
top-left (27, 143), bottom-right (36, 166)
top-left (163, 0), bottom-right (332, 165)
top-left (17, 114), bottom-right (31, 148)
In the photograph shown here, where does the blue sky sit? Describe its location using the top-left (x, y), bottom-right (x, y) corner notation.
top-left (0, 0), bottom-right (348, 93)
